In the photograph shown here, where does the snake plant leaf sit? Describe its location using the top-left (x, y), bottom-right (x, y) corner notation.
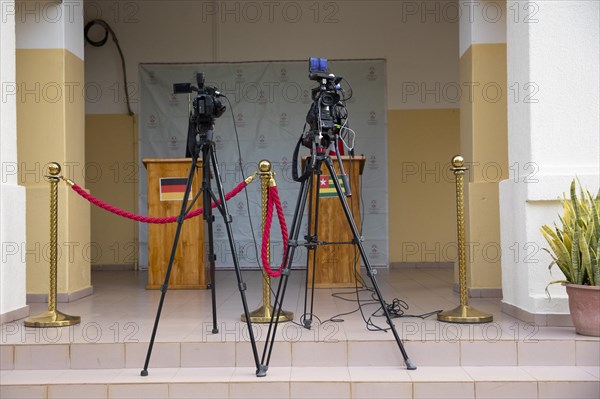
top-left (572, 221), bottom-right (582, 284)
top-left (579, 229), bottom-right (593, 285)
top-left (540, 179), bottom-right (599, 286)
top-left (589, 190), bottom-right (600, 241)
top-left (571, 180), bottom-right (581, 221)
top-left (594, 238), bottom-right (600, 286)
top-left (541, 227), bottom-right (572, 280)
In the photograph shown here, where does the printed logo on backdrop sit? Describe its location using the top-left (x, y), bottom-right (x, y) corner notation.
top-left (368, 155), bottom-right (379, 170)
top-left (215, 223), bottom-right (225, 238)
top-left (257, 134), bottom-right (268, 149)
top-left (370, 244), bottom-right (381, 259)
top-left (147, 114), bottom-right (159, 129)
top-left (367, 66), bottom-right (378, 81)
top-left (236, 113), bottom-right (247, 127)
top-left (282, 200), bottom-right (291, 216)
top-left (278, 112), bottom-right (290, 127)
top-left (236, 201), bottom-right (246, 216)
top-left (258, 90), bottom-right (268, 105)
top-left (239, 245), bottom-right (249, 262)
top-left (215, 135), bottom-right (224, 150)
top-left (279, 68), bottom-right (289, 82)
top-left (235, 68), bottom-right (245, 83)
top-left (169, 136), bottom-right (179, 151)
top-left (368, 199), bottom-right (380, 214)
top-left (301, 89), bottom-right (312, 104)
top-left (367, 111), bottom-right (378, 125)
top-left (147, 70), bottom-right (158, 85)
top-left (168, 94), bottom-right (179, 107)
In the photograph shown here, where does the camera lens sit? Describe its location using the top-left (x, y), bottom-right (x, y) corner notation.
top-left (321, 93), bottom-right (336, 106)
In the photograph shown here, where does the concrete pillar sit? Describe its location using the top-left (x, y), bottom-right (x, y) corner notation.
top-left (500, 0), bottom-right (599, 321)
top-left (15, 1), bottom-right (92, 301)
top-left (1, 0), bottom-right (28, 323)
top-left (459, 0), bottom-right (507, 295)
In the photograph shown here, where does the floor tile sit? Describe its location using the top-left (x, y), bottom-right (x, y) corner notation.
top-left (351, 382), bottom-right (412, 399)
top-left (229, 382), bottom-right (289, 399)
top-left (14, 344), bottom-right (70, 370)
top-left (48, 384), bottom-right (107, 399)
top-left (518, 341), bottom-right (576, 366)
top-left (0, 385), bottom-right (47, 399)
top-left (0, 345), bottom-right (14, 370)
top-left (576, 340), bottom-right (600, 366)
top-left (475, 381), bottom-right (538, 399)
top-left (125, 342), bottom-right (180, 368)
top-left (169, 383), bottom-right (229, 399)
top-left (71, 343), bottom-right (125, 369)
top-left (538, 381), bottom-right (600, 399)
top-left (413, 382), bottom-right (475, 399)
top-left (290, 381), bottom-right (350, 398)
top-left (108, 383), bottom-right (169, 399)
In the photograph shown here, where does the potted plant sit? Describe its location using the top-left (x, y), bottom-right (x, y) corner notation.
top-left (540, 179), bottom-right (600, 336)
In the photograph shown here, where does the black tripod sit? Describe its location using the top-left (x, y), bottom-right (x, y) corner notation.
top-left (259, 143), bottom-right (416, 375)
top-left (141, 125), bottom-right (262, 376)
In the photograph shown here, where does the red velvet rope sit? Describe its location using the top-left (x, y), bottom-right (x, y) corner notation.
top-left (261, 185), bottom-right (289, 277)
top-left (70, 181), bottom-right (248, 224)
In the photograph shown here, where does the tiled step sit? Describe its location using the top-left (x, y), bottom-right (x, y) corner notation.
top-left (2, 337), bottom-right (599, 371)
top-left (1, 366), bottom-right (599, 399)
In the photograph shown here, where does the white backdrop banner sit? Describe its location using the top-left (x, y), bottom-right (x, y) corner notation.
top-left (138, 59), bottom-right (387, 269)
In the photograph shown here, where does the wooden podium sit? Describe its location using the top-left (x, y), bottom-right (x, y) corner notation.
top-left (305, 155), bottom-right (365, 288)
top-left (143, 158), bottom-right (206, 289)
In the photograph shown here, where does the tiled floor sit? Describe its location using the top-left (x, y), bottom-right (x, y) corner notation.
top-left (1, 266), bottom-right (595, 347)
top-left (1, 267), bottom-right (599, 399)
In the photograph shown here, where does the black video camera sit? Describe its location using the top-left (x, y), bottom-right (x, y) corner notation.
top-left (304, 58), bottom-right (345, 148)
top-left (174, 73), bottom-right (226, 127)
top-left (174, 73), bottom-right (226, 156)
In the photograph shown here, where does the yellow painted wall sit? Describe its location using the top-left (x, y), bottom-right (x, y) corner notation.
top-left (388, 109), bottom-right (460, 263)
top-left (85, 115), bottom-right (138, 266)
top-left (460, 43), bottom-right (507, 289)
top-left (17, 49), bottom-right (91, 294)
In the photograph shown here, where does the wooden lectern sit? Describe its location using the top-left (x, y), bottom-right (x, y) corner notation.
top-left (306, 155), bottom-right (366, 288)
top-left (143, 158), bottom-right (206, 289)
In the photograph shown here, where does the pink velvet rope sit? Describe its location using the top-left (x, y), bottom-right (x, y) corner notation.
top-left (261, 185), bottom-right (289, 278)
top-left (70, 181), bottom-right (248, 224)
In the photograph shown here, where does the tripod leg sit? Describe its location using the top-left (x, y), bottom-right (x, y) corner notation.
top-left (141, 150), bottom-right (200, 376)
top-left (303, 165), bottom-right (322, 329)
top-left (202, 145), bottom-right (219, 334)
top-left (324, 159), bottom-right (416, 370)
top-left (261, 172), bottom-right (313, 370)
top-left (207, 147), bottom-right (262, 373)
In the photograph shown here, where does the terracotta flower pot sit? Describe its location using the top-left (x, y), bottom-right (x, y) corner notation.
top-left (565, 284), bottom-right (600, 337)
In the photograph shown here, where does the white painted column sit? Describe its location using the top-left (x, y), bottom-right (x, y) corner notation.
top-left (0, 0), bottom-right (28, 323)
top-left (501, 0), bottom-right (600, 318)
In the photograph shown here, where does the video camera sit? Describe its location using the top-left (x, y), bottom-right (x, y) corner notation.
top-left (174, 73), bottom-right (226, 156)
top-left (304, 58), bottom-right (346, 149)
top-left (174, 73), bottom-right (226, 127)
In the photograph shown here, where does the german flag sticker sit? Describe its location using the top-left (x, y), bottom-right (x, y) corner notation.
top-left (159, 177), bottom-right (191, 201)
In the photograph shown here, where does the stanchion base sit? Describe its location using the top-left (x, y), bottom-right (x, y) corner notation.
top-left (24, 310), bottom-right (81, 328)
top-left (437, 305), bottom-right (493, 324)
top-left (241, 305), bottom-right (293, 323)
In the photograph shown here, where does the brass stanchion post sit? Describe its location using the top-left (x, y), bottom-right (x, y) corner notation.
top-left (24, 162), bottom-right (81, 327)
top-left (438, 155), bottom-right (493, 323)
top-left (242, 160), bottom-right (293, 323)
